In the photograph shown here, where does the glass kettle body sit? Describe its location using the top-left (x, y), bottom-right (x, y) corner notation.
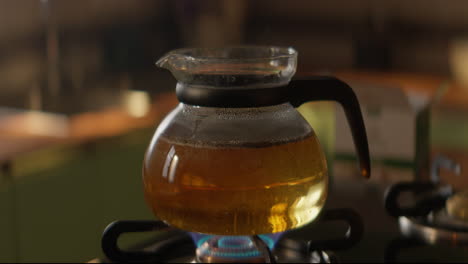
top-left (143, 46), bottom-right (370, 236)
top-left (143, 102), bottom-right (328, 235)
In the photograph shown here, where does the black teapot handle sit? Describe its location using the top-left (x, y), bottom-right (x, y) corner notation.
top-left (288, 77), bottom-right (370, 179)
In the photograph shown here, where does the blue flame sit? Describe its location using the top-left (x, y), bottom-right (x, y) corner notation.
top-left (190, 232), bottom-right (284, 259)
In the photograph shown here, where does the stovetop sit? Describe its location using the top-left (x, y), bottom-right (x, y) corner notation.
top-left (101, 229), bottom-right (342, 263)
top-left (94, 157), bottom-right (468, 263)
top-left (95, 184), bottom-right (468, 263)
top-left (100, 208), bottom-right (362, 263)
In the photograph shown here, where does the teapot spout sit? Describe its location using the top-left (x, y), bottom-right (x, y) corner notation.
top-left (155, 52), bottom-right (179, 70)
top-left (155, 50), bottom-right (190, 82)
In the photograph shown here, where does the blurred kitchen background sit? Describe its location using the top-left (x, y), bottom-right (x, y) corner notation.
top-left (1, 0), bottom-right (468, 262)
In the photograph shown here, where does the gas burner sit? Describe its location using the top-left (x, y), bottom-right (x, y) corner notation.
top-left (101, 208), bottom-right (363, 263)
top-left (385, 188), bottom-right (468, 246)
top-left (191, 234), bottom-right (276, 263)
top-left (273, 237), bottom-right (339, 263)
top-left (397, 210), bottom-right (468, 246)
top-left (384, 155), bottom-right (467, 246)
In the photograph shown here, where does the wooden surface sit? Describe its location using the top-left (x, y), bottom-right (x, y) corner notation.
top-left (0, 93), bottom-right (178, 162)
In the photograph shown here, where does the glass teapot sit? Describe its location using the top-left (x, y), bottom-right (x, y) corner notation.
top-left (143, 46), bottom-right (370, 236)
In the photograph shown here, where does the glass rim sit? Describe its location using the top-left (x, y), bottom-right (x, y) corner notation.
top-left (157, 45), bottom-right (298, 64)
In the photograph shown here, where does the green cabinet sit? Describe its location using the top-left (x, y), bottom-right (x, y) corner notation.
top-left (10, 128), bottom-right (155, 262)
top-left (0, 162), bottom-right (17, 262)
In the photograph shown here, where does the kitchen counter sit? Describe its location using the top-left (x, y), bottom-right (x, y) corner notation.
top-left (0, 92), bottom-right (178, 163)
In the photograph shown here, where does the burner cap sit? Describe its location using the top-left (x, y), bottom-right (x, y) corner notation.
top-left (195, 235), bottom-right (274, 263)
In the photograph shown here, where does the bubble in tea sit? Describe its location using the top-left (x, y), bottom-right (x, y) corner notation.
top-left (143, 132), bottom-right (328, 235)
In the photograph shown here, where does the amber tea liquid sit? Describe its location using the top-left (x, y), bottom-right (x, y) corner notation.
top-left (143, 133), bottom-right (328, 235)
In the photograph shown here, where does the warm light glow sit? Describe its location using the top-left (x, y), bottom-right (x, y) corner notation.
top-left (123, 90), bottom-right (151, 118)
top-left (450, 38), bottom-right (468, 90)
top-left (268, 203), bottom-right (288, 233)
top-left (288, 179), bottom-right (326, 227)
top-left (24, 111), bottom-right (69, 137)
top-left (361, 168), bottom-right (370, 178)
top-left (0, 108), bottom-right (69, 137)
